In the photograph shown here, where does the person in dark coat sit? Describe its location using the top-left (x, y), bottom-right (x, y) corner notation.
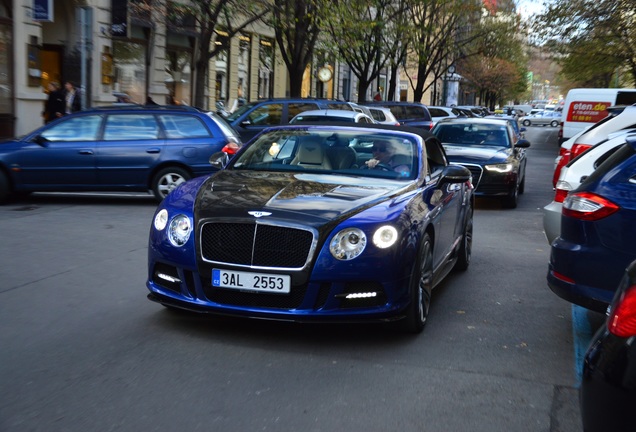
top-left (44, 82), bottom-right (65, 123)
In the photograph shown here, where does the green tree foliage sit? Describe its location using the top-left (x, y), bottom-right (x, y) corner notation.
top-left (531, 0), bottom-right (636, 87)
top-left (458, 6), bottom-right (528, 107)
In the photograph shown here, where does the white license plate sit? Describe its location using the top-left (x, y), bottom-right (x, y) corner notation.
top-left (212, 269), bottom-right (291, 294)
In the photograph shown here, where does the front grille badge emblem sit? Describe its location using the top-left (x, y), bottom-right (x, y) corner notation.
top-left (248, 211), bottom-right (272, 218)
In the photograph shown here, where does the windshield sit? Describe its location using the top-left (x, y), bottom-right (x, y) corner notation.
top-left (225, 102), bottom-right (259, 122)
top-left (229, 128), bottom-right (419, 180)
top-left (433, 123), bottom-right (510, 147)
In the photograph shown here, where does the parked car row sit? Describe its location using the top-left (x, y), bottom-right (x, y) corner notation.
top-left (539, 102), bottom-right (636, 431)
top-left (519, 110), bottom-right (562, 127)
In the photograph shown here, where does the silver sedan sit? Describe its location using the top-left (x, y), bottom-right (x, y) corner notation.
top-left (520, 111), bottom-right (562, 127)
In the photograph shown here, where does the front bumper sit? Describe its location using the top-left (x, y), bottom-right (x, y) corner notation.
top-left (147, 260), bottom-right (412, 323)
top-left (542, 200), bottom-right (562, 245)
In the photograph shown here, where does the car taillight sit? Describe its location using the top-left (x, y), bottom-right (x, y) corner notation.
top-left (222, 141), bottom-right (240, 155)
top-left (554, 187), bottom-right (569, 203)
top-left (553, 150), bottom-right (570, 187)
top-left (570, 143), bottom-right (592, 159)
top-left (608, 285), bottom-right (636, 337)
top-left (557, 122), bottom-right (563, 141)
top-left (562, 191), bottom-right (619, 221)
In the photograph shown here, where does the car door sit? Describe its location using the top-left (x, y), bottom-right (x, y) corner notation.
top-left (425, 138), bottom-right (463, 268)
top-left (96, 113), bottom-right (164, 187)
top-left (14, 114), bottom-right (102, 189)
top-left (158, 113), bottom-right (222, 177)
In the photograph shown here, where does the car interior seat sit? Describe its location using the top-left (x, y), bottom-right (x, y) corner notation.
top-left (326, 134), bottom-right (357, 169)
top-left (291, 135), bottom-right (332, 170)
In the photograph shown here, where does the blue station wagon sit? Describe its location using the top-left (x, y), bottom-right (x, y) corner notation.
top-left (0, 105), bottom-right (241, 202)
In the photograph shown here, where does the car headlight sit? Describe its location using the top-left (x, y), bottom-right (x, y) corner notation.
top-left (154, 209), bottom-right (169, 231)
top-left (330, 228), bottom-right (367, 260)
top-left (168, 214), bottom-right (192, 247)
top-left (485, 163), bottom-right (514, 173)
top-left (373, 225), bottom-right (398, 249)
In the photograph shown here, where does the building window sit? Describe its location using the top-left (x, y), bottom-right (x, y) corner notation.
top-left (258, 37), bottom-right (274, 99)
top-left (112, 40), bottom-right (147, 104)
top-left (215, 30), bottom-right (230, 103)
top-left (237, 34), bottom-right (251, 103)
top-left (166, 47), bottom-right (192, 106)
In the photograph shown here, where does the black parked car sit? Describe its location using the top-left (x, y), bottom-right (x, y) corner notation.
top-left (432, 118), bottom-right (530, 208)
top-left (224, 98), bottom-right (353, 142)
top-left (581, 258), bottom-right (636, 432)
top-left (361, 101), bottom-right (434, 130)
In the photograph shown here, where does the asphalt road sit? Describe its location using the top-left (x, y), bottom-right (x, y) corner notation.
top-left (0, 127), bottom-right (599, 432)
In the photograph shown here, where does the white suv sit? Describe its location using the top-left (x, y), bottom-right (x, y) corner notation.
top-left (552, 104), bottom-right (636, 187)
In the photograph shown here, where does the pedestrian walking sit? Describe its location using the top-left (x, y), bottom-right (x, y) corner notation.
top-left (43, 82), bottom-right (65, 123)
top-left (64, 81), bottom-right (81, 114)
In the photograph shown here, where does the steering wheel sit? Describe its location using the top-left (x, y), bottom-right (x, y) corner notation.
top-left (374, 163), bottom-right (393, 171)
top-left (361, 162), bottom-right (392, 171)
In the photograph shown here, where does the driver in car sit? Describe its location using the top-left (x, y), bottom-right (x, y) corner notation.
top-left (365, 140), bottom-right (410, 176)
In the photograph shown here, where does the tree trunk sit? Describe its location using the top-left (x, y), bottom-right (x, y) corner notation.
top-left (413, 62), bottom-right (427, 102)
top-left (193, 59), bottom-right (208, 109)
top-left (288, 63), bottom-right (307, 98)
top-left (357, 79), bottom-right (372, 103)
top-left (387, 63), bottom-right (399, 101)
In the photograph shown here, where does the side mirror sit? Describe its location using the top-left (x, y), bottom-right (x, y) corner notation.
top-left (33, 135), bottom-right (50, 147)
top-left (520, 127), bottom-right (527, 133)
top-left (515, 139), bottom-right (531, 148)
top-left (209, 151), bottom-right (230, 169)
top-left (441, 164), bottom-right (471, 183)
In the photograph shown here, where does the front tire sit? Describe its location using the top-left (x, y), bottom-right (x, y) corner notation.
top-left (0, 171), bottom-right (10, 204)
top-left (400, 234), bottom-right (433, 334)
top-left (502, 182), bottom-right (519, 209)
top-left (550, 120), bottom-right (559, 127)
top-left (152, 167), bottom-right (191, 201)
top-left (454, 209), bottom-right (473, 271)
top-left (522, 119), bottom-right (531, 126)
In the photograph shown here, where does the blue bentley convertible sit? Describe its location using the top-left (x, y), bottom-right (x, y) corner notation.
top-left (146, 124), bottom-right (474, 333)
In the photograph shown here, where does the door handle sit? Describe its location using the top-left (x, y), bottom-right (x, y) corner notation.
top-left (79, 150), bottom-right (93, 155)
top-left (146, 148), bottom-right (161, 153)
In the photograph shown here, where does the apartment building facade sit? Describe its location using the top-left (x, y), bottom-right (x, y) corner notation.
top-left (1, 0), bottom-right (433, 139)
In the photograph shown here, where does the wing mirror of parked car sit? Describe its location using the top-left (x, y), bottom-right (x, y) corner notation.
top-left (515, 139), bottom-right (531, 148)
top-left (33, 135), bottom-right (50, 147)
top-left (440, 164), bottom-right (472, 184)
top-left (209, 151), bottom-right (230, 169)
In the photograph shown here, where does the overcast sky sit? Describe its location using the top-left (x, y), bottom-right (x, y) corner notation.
top-left (516, 0), bottom-right (546, 20)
